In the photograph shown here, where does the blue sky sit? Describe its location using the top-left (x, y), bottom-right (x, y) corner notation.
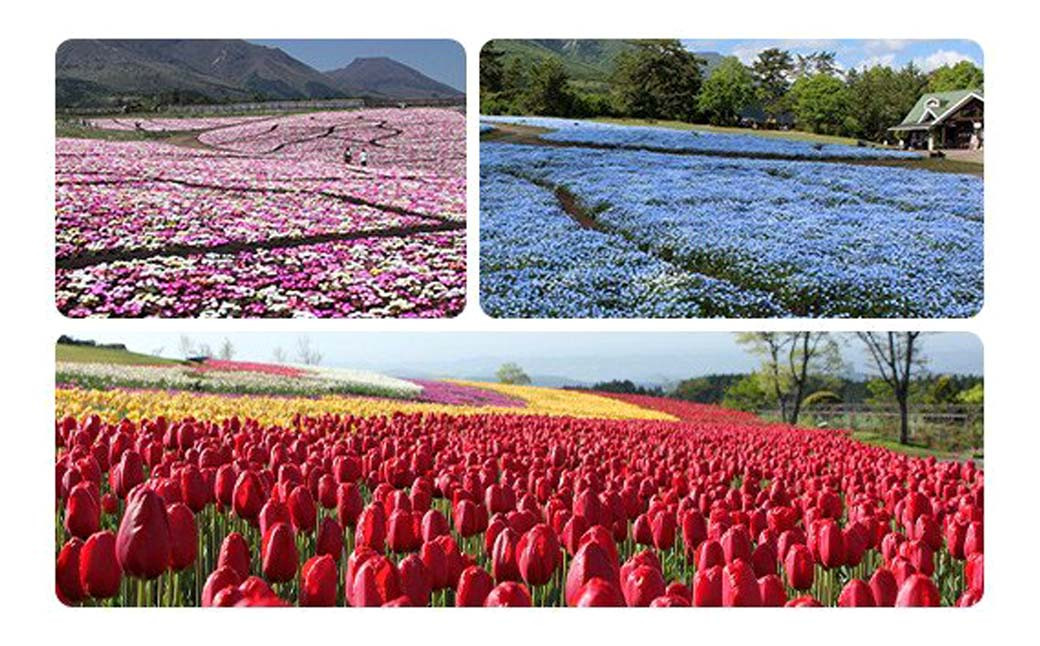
top-left (249, 39), bottom-right (465, 91)
top-left (681, 39), bottom-right (983, 72)
top-left (68, 332), bottom-right (982, 385)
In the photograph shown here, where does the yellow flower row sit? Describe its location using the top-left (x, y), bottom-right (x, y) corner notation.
top-left (55, 383), bottom-right (676, 428)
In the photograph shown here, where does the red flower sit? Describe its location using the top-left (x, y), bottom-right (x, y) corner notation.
top-left (79, 530), bottom-right (121, 599)
top-left (421, 509), bottom-right (450, 542)
top-left (722, 559), bottom-right (761, 607)
top-left (56, 538), bottom-right (86, 604)
top-left (758, 574), bottom-right (787, 607)
top-left (398, 554), bottom-right (432, 606)
top-left (573, 577), bottom-right (625, 606)
top-left (387, 509), bottom-right (420, 553)
top-left (336, 483), bottom-right (364, 528)
top-left (965, 552), bottom-right (984, 595)
top-left (202, 566), bottom-right (241, 607)
top-left (816, 518), bottom-right (845, 569)
top-left (453, 499), bottom-right (485, 538)
top-left (565, 540), bottom-right (619, 606)
top-left (838, 579), bottom-right (876, 607)
top-left (455, 565), bottom-right (494, 607)
top-left (300, 555), bottom-right (338, 607)
top-left (650, 511), bottom-right (676, 550)
top-left (288, 485), bottom-right (317, 534)
top-left (232, 470), bottom-right (264, 522)
top-left (517, 524), bottom-right (561, 587)
top-left (491, 526), bottom-right (521, 582)
top-left (869, 567), bottom-right (898, 607)
top-left (217, 532), bottom-right (251, 579)
top-left (316, 517), bottom-right (344, 563)
top-left (166, 503), bottom-right (198, 571)
top-left (622, 564), bottom-right (666, 607)
top-left (64, 482), bottom-right (100, 539)
top-left (116, 488), bottom-right (171, 579)
top-left (784, 543), bottom-right (814, 591)
top-left (786, 595), bottom-right (823, 607)
top-left (355, 503), bottom-right (387, 551)
top-left (179, 465), bottom-right (209, 513)
top-left (259, 499), bottom-right (291, 537)
top-left (895, 574), bottom-right (941, 607)
top-left (485, 581), bottom-right (532, 607)
top-left (721, 525), bottom-right (752, 564)
top-left (260, 522), bottom-right (299, 583)
top-left (352, 555), bottom-right (401, 607)
top-left (693, 565), bottom-right (723, 607)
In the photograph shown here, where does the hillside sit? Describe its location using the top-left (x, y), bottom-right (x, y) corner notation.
top-left (325, 57), bottom-right (463, 99)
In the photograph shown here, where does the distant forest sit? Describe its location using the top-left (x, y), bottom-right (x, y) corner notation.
top-left (480, 39), bottom-right (983, 142)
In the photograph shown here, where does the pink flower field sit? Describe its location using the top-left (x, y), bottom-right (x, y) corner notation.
top-left (56, 108), bottom-right (466, 318)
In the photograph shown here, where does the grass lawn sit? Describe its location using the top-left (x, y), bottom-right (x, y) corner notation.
top-left (850, 431), bottom-right (982, 462)
top-left (55, 120), bottom-right (185, 142)
top-left (56, 343), bottom-right (182, 366)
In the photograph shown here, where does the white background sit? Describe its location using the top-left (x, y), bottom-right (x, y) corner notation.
top-left (2, 0), bottom-right (1035, 642)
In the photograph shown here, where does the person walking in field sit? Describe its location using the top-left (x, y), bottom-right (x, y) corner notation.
top-left (343, 146), bottom-right (353, 165)
top-left (359, 150), bottom-right (368, 167)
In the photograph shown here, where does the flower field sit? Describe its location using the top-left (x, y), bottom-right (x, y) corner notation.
top-left (55, 371), bottom-right (983, 607)
top-left (56, 108), bottom-right (465, 318)
top-left (480, 120), bottom-right (983, 318)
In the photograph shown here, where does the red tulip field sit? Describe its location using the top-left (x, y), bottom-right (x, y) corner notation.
top-left (55, 381), bottom-right (983, 607)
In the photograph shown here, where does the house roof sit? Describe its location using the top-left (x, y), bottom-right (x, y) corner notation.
top-left (890, 88), bottom-right (983, 130)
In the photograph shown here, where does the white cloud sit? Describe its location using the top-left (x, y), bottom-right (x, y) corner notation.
top-left (862, 39), bottom-right (912, 54)
top-left (913, 50), bottom-right (979, 72)
top-left (853, 54), bottom-right (897, 71)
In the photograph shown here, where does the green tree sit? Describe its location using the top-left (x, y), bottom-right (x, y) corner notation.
top-left (480, 42), bottom-right (506, 93)
top-left (611, 39), bottom-right (704, 121)
top-left (788, 74), bottom-right (850, 134)
top-left (845, 62), bottom-right (928, 141)
top-left (722, 373), bottom-right (772, 412)
top-left (751, 48), bottom-right (794, 112)
top-left (927, 61), bottom-right (983, 92)
top-left (858, 332), bottom-right (925, 445)
top-left (496, 362), bottom-right (531, 385)
top-left (697, 57), bottom-right (757, 126)
top-left (520, 58), bottom-right (575, 117)
top-left (736, 332), bottom-right (844, 424)
top-left (957, 382), bottom-right (984, 405)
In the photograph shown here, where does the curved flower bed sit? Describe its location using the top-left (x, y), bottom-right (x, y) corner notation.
top-left (413, 379), bottom-right (526, 407)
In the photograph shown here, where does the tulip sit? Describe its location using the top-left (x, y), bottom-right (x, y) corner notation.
top-left (56, 538), bottom-right (86, 604)
top-left (784, 543), bottom-right (814, 590)
top-left (895, 574), bottom-right (941, 606)
top-left (288, 485), bottom-right (317, 533)
top-left (565, 540), bottom-right (619, 606)
top-left (485, 581), bottom-right (532, 607)
top-left (491, 527), bottom-right (521, 582)
top-left (722, 559), bottom-right (761, 607)
top-left (965, 552), bottom-right (984, 594)
top-left (838, 579), bottom-right (875, 607)
top-left (116, 488), bottom-right (171, 579)
top-left (300, 555), bottom-right (338, 606)
top-left (650, 511), bottom-right (676, 550)
top-left (816, 518), bottom-right (845, 569)
top-left (258, 499), bottom-right (291, 537)
top-left (573, 577), bottom-right (625, 606)
top-left (64, 482), bottom-right (100, 539)
top-left (217, 532), bottom-right (251, 579)
top-left (202, 566), bottom-right (242, 607)
top-left (399, 554), bottom-right (432, 606)
top-left (355, 504), bottom-right (386, 551)
top-left (179, 465), bottom-right (209, 513)
top-left (79, 530), bottom-right (121, 599)
top-left (721, 525), bottom-right (752, 564)
top-left (622, 564), bottom-right (666, 607)
top-left (695, 539), bottom-right (725, 571)
top-left (166, 503), bottom-right (198, 571)
top-left (315, 517), bottom-right (344, 562)
top-left (758, 574), bottom-right (787, 607)
top-left (421, 508), bottom-right (451, 542)
top-left (336, 482), bottom-right (364, 528)
top-left (387, 509), bottom-right (420, 553)
top-left (456, 565), bottom-right (494, 607)
top-left (786, 595), bottom-right (823, 607)
top-left (352, 555), bottom-right (402, 607)
top-left (693, 565), bottom-right (723, 607)
top-left (453, 498), bottom-right (484, 538)
top-left (517, 524), bottom-right (561, 587)
top-left (260, 522), bottom-right (298, 583)
top-left (232, 471), bottom-right (264, 522)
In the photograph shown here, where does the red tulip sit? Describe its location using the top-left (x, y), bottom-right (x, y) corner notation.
top-left (355, 503), bottom-right (386, 551)
top-left (838, 579), bottom-right (875, 607)
top-left (622, 564), bottom-right (666, 607)
top-left (485, 581), bottom-right (532, 607)
top-left (232, 471), bottom-right (264, 522)
top-left (316, 517), bottom-right (344, 562)
top-left (202, 566), bottom-right (241, 607)
top-left (217, 532), bottom-right (251, 579)
top-left (650, 511), bottom-right (676, 550)
top-left (399, 554), bottom-right (432, 606)
top-left (722, 559), bottom-right (761, 607)
top-left (421, 508), bottom-right (450, 542)
top-left (869, 567), bottom-right (898, 607)
top-left (456, 565), bottom-right (494, 607)
top-left (166, 503), bottom-right (198, 571)
top-left (816, 518), bottom-right (845, 568)
top-left (116, 488), bottom-right (171, 579)
top-left (895, 574), bottom-right (941, 607)
top-left (336, 482), bottom-right (364, 528)
top-left (64, 482), bottom-right (100, 539)
top-left (352, 555), bottom-right (401, 607)
top-left (259, 499), bottom-right (291, 537)
top-left (565, 540), bottom-right (619, 606)
top-left (721, 525), bottom-right (753, 564)
top-left (453, 499), bottom-right (485, 538)
top-left (517, 524), bottom-right (561, 587)
top-left (695, 539), bottom-right (725, 571)
top-left (573, 577), bottom-right (625, 606)
top-left (387, 509), bottom-right (420, 553)
top-left (784, 543), bottom-right (814, 591)
top-left (79, 530), bottom-right (121, 598)
top-left (491, 527), bottom-right (521, 582)
top-left (300, 555), bottom-right (338, 606)
top-left (693, 565), bottom-right (723, 607)
top-left (179, 465), bottom-right (208, 513)
top-left (965, 552), bottom-right (984, 594)
top-left (786, 595), bottom-right (823, 607)
top-left (56, 538), bottom-right (86, 604)
top-left (758, 574), bottom-right (787, 607)
top-left (260, 522), bottom-right (298, 583)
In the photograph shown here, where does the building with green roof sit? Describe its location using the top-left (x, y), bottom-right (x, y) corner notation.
top-left (889, 88), bottom-right (983, 151)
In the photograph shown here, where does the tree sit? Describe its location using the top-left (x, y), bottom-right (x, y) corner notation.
top-left (521, 58), bottom-right (575, 117)
top-left (612, 39), bottom-right (704, 122)
top-left (496, 362), bottom-right (531, 385)
top-left (217, 338), bottom-right (235, 361)
top-left (857, 332), bottom-right (924, 445)
top-left (697, 57), bottom-right (757, 126)
top-left (271, 346), bottom-right (287, 364)
top-left (722, 373), bottom-right (772, 412)
top-left (927, 61), bottom-right (983, 92)
top-left (736, 332), bottom-right (843, 424)
top-left (793, 51), bottom-right (840, 79)
top-left (751, 48), bottom-right (794, 112)
top-left (178, 335), bottom-right (196, 359)
top-left (788, 74), bottom-right (850, 134)
top-left (845, 62), bottom-right (928, 141)
top-left (295, 336), bottom-right (323, 366)
top-left (480, 42), bottom-right (506, 94)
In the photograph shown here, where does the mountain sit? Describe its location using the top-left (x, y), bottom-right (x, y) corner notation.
top-left (56, 40), bottom-right (461, 108)
top-left (325, 57), bottom-right (463, 99)
top-left (487, 39), bottom-right (726, 87)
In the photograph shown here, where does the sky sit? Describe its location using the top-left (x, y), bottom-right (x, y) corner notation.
top-left (681, 39), bottom-right (983, 73)
top-left (249, 39), bottom-right (465, 92)
top-left (69, 332), bottom-right (983, 386)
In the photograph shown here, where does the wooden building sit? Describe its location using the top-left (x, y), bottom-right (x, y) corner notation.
top-left (889, 89), bottom-right (983, 151)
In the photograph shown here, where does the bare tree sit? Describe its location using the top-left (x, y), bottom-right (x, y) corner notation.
top-left (178, 335), bottom-right (196, 359)
top-left (736, 332), bottom-right (843, 424)
top-left (857, 332), bottom-right (924, 445)
top-left (272, 346), bottom-right (287, 364)
top-left (296, 336), bottom-right (323, 366)
top-left (217, 338), bottom-right (236, 361)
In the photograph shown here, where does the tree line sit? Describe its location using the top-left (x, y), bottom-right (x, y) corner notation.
top-left (480, 40), bottom-right (983, 142)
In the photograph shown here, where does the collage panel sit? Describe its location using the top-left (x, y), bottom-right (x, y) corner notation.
top-left (55, 331), bottom-right (982, 608)
top-left (55, 39), bottom-right (466, 318)
top-left (479, 39), bottom-right (983, 318)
